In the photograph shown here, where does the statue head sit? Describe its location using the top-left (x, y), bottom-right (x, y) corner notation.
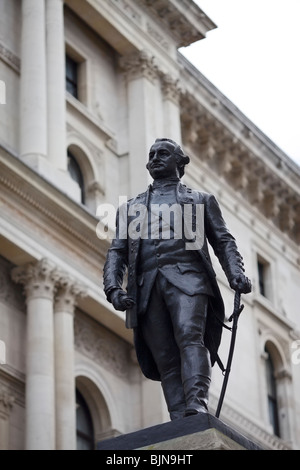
top-left (146, 138), bottom-right (190, 180)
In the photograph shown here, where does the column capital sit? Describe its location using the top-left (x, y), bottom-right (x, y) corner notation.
top-left (119, 50), bottom-right (159, 83)
top-left (160, 73), bottom-right (181, 105)
top-left (54, 273), bottom-right (87, 314)
top-left (11, 258), bottom-right (59, 301)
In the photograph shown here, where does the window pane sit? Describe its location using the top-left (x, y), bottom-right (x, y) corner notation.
top-left (265, 348), bottom-right (280, 437)
top-left (66, 55), bottom-right (78, 98)
top-left (257, 261), bottom-right (265, 296)
top-left (67, 152), bottom-right (85, 204)
top-left (76, 389), bottom-right (94, 450)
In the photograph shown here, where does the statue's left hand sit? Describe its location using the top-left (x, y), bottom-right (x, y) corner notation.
top-left (230, 274), bottom-right (252, 294)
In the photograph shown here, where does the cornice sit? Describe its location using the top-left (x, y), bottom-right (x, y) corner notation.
top-left (0, 42), bottom-right (20, 74)
top-left (139, 0), bottom-right (216, 47)
top-left (0, 144), bottom-right (109, 259)
top-left (178, 52), bottom-right (300, 182)
top-left (178, 59), bottom-right (300, 246)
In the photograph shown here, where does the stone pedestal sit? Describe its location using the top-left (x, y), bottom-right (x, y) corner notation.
top-left (97, 413), bottom-right (263, 451)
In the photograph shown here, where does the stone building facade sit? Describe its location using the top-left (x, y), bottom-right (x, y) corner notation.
top-left (0, 0), bottom-right (299, 450)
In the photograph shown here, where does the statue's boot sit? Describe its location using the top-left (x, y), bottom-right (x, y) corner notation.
top-left (161, 368), bottom-right (186, 420)
top-left (181, 345), bottom-right (211, 416)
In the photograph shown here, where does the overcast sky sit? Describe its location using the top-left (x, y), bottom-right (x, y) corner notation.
top-left (180, 0), bottom-right (300, 166)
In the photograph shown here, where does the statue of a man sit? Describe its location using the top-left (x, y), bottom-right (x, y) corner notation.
top-left (103, 138), bottom-right (251, 420)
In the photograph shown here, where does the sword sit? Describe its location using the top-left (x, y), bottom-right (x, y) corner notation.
top-left (215, 290), bottom-right (244, 418)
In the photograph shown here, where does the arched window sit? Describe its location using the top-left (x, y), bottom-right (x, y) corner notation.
top-left (76, 389), bottom-right (95, 450)
top-left (265, 346), bottom-right (280, 437)
top-left (67, 151), bottom-right (85, 204)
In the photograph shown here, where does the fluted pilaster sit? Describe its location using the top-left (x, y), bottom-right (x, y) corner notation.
top-left (160, 73), bottom-right (182, 143)
top-left (20, 0), bottom-right (47, 162)
top-left (46, 0), bottom-right (67, 171)
top-left (119, 50), bottom-right (160, 196)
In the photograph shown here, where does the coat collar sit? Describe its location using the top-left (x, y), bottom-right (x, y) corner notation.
top-left (133, 182), bottom-right (196, 206)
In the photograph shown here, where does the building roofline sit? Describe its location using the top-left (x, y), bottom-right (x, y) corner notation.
top-left (178, 51), bottom-right (300, 179)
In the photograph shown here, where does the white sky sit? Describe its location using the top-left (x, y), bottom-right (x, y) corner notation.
top-left (180, 0), bottom-right (300, 166)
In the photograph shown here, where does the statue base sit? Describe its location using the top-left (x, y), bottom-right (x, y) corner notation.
top-left (97, 413), bottom-right (263, 451)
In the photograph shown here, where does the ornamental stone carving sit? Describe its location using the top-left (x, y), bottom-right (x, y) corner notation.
top-left (0, 385), bottom-right (15, 419)
top-left (74, 312), bottom-right (130, 378)
top-left (54, 274), bottom-right (87, 314)
top-left (11, 258), bottom-right (60, 301)
top-left (0, 256), bottom-right (25, 310)
top-left (119, 50), bottom-right (159, 83)
top-left (160, 73), bottom-right (181, 105)
top-left (11, 259), bottom-right (87, 309)
top-left (0, 42), bottom-right (20, 73)
top-left (180, 93), bottom-right (300, 245)
top-left (112, 0), bottom-right (142, 25)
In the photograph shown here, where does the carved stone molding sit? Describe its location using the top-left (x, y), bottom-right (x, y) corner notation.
top-left (74, 312), bottom-right (130, 378)
top-left (86, 180), bottom-right (105, 198)
top-left (139, 0), bottom-right (214, 47)
top-left (54, 273), bottom-right (87, 314)
top-left (0, 42), bottom-right (20, 74)
top-left (0, 156), bottom-right (105, 259)
top-left (180, 93), bottom-right (300, 245)
top-left (146, 22), bottom-right (170, 51)
top-left (209, 393), bottom-right (291, 450)
top-left (160, 73), bottom-right (181, 105)
top-left (11, 258), bottom-right (60, 302)
top-left (112, 0), bottom-right (142, 24)
top-left (119, 50), bottom-right (159, 83)
top-left (0, 385), bottom-right (15, 419)
top-left (0, 256), bottom-right (25, 310)
top-left (11, 258), bottom-right (88, 311)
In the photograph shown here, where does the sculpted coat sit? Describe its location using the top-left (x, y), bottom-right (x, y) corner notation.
top-left (103, 181), bottom-right (246, 381)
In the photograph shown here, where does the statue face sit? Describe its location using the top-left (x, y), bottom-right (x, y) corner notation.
top-left (147, 141), bottom-right (179, 180)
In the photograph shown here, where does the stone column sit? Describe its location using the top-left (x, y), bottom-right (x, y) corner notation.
top-left (119, 51), bottom-right (161, 197)
top-left (20, 0), bottom-right (47, 163)
top-left (46, 0), bottom-right (67, 171)
top-left (54, 276), bottom-right (86, 450)
top-left (161, 73), bottom-right (182, 143)
top-left (12, 258), bottom-right (58, 450)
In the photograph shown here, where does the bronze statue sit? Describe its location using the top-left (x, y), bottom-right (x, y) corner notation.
top-left (103, 138), bottom-right (251, 420)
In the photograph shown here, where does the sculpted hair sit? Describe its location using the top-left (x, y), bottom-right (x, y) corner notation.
top-left (154, 138), bottom-right (190, 177)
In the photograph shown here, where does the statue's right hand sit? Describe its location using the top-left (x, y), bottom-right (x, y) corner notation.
top-left (110, 289), bottom-right (135, 311)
